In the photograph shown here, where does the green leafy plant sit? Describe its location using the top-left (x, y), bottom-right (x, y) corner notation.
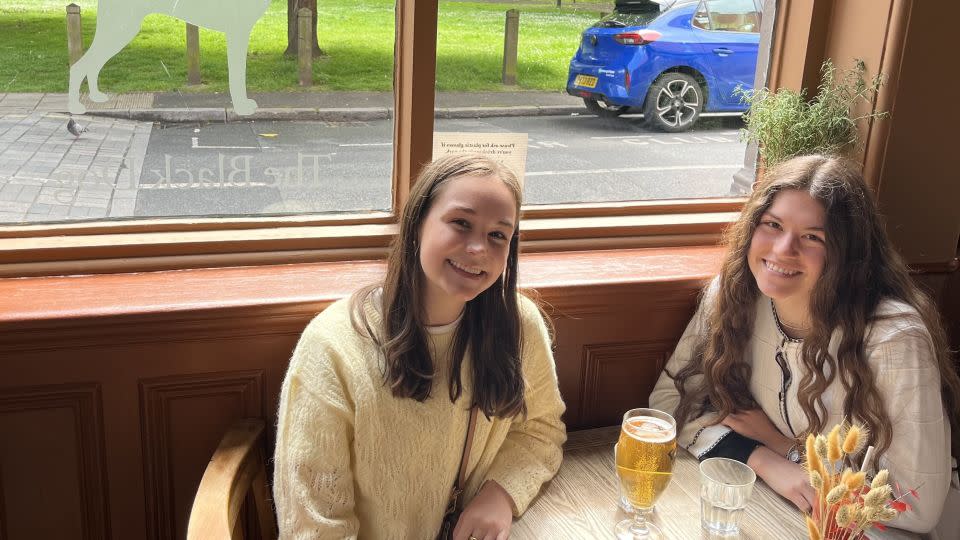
top-left (736, 59), bottom-right (888, 167)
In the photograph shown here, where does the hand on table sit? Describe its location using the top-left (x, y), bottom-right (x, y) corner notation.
top-left (747, 446), bottom-right (818, 515)
top-left (721, 408), bottom-right (794, 455)
top-left (453, 480), bottom-right (514, 540)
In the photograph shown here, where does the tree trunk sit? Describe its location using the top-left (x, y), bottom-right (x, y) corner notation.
top-left (285, 0), bottom-right (323, 57)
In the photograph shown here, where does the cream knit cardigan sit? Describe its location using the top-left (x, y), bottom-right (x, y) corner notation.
top-left (650, 280), bottom-right (952, 533)
top-left (273, 294), bottom-right (566, 539)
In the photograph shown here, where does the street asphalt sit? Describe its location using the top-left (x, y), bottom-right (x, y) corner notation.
top-left (0, 91), bottom-right (749, 224)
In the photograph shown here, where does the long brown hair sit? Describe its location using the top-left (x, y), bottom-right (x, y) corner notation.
top-left (671, 155), bottom-right (960, 457)
top-left (351, 154), bottom-right (527, 419)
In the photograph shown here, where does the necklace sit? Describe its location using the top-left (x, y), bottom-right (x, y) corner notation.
top-left (771, 300), bottom-right (811, 335)
top-left (779, 318), bottom-right (811, 332)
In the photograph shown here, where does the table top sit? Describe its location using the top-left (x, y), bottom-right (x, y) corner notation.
top-left (512, 426), bottom-right (918, 540)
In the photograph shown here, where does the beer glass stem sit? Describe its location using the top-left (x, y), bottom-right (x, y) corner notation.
top-left (629, 507), bottom-right (653, 537)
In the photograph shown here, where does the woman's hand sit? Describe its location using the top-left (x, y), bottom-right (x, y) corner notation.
top-left (747, 446), bottom-right (818, 515)
top-left (721, 408), bottom-right (794, 455)
top-left (453, 480), bottom-right (514, 540)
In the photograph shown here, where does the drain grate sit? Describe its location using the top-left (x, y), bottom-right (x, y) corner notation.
top-left (82, 93), bottom-right (155, 109)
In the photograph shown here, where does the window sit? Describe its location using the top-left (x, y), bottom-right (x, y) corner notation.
top-left (438, 0), bottom-right (766, 211)
top-left (0, 0), bottom-right (395, 226)
top-left (0, 0), bottom-right (785, 275)
top-left (697, 0), bottom-right (763, 33)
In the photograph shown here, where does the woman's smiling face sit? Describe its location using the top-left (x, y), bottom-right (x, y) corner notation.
top-left (417, 173), bottom-right (518, 322)
top-left (747, 189), bottom-right (828, 306)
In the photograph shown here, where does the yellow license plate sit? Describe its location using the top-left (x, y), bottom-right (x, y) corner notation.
top-left (574, 75), bottom-right (598, 89)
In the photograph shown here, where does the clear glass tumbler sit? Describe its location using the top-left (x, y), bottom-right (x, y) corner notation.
top-left (699, 457), bottom-right (756, 537)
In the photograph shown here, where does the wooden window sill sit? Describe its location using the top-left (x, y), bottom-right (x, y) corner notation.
top-left (0, 212), bottom-right (736, 278)
top-left (0, 245), bottom-right (723, 335)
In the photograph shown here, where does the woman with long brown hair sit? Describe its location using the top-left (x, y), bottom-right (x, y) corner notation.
top-left (272, 154), bottom-right (566, 539)
top-left (650, 154), bottom-right (960, 533)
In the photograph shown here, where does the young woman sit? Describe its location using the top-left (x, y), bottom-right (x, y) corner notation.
top-left (273, 154), bottom-right (566, 539)
top-left (650, 154), bottom-right (960, 533)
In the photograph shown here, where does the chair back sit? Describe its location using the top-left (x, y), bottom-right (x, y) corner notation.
top-left (187, 418), bottom-right (277, 540)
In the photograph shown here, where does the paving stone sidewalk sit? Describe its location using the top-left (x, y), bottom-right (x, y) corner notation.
top-left (0, 111), bottom-right (151, 222)
top-left (0, 90), bottom-right (584, 223)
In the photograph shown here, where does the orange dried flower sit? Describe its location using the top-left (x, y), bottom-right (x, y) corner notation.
top-left (806, 515), bottom-right (822, 540)
top-left (845, 471), bottom-right (866, 492)
top-left (842, 424), bottom-right (863, 454)
top-left (828, 425), bottom-right (843, 462)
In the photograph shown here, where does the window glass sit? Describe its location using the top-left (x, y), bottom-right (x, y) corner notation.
top-left (0, 0), bottom-right (394, 225)
top-left (705, 0), bottom-right (762, 33)
top-left (594, 1), bottom-right (668, 29)
top-left (693, 2), bottom-right (712, 30)
top-left (436, 0), bottom-right (763, 206)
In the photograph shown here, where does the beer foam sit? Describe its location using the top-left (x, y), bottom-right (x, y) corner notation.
top-left (623, 415), bottom-right (676, 443)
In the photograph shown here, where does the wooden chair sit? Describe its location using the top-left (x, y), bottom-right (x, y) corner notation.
top-left (187, 418), bottom-right (278, 540)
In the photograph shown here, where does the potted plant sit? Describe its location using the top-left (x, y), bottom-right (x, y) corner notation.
top-left (736, 58), bottom-right (887, 168)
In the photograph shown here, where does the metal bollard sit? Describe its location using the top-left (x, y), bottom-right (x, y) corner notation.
top-left (298, 7), bottom-right (312, 86)
top-left (66, 3), bottom-right (83, 66)
top-left (186, 24), bottom-right (201, 85)
top-left (502, 10), bottom-right (519, 86)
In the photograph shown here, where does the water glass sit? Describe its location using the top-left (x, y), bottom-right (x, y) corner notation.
top-left (699, 457), bottom-right (756, 537)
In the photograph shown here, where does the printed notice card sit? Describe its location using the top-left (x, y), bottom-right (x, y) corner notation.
top-left (433, 132), bottom-right (528, 186)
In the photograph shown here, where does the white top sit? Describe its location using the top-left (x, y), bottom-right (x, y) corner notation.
top-left (650, 279), bottom-right (952, 533)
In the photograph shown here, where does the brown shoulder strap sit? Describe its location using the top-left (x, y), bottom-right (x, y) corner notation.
top-left (455, 407), bottom-right (479, 492)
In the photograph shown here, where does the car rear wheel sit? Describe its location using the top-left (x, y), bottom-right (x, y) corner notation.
top-left (643, 73), bottom-right (703, 132)
top-left (583, 98), bottom-right (630, 118)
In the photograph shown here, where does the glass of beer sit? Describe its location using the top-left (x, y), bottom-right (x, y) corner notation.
top-left (614, 408), bottom-right (677, 539)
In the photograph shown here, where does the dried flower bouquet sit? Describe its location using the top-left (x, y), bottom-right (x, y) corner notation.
top-left (803, 423), bottom-right (918, 540)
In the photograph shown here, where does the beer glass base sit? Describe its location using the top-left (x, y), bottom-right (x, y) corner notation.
top-left (615, 518), bottom-right (664, 539)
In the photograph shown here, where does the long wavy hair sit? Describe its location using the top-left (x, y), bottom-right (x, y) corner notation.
top-left (351, 154), bottom-right (527, 419)
top-left (671, 155), bottom-right (960, 457)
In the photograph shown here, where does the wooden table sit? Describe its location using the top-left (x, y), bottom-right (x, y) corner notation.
top-left (513, 426), bottom-right (919, 539)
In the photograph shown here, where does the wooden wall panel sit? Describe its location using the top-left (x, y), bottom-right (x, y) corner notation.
top-left (578, 341), bottom-right (673, 428)
top-left (874, 0), bottom-right (960, 265)
top-left (1, 329), bottom-right (303, 540)
top-left (547, 289), bottom-right (701, 430)
top-left (0, 384), bottom-right (109, 540)
top-left (139, 372), bottom-right (264, 540)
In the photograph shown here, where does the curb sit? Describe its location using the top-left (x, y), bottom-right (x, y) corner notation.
top-left (85, 105), bottom-right (586, 123)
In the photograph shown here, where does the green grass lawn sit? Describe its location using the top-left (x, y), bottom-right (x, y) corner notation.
top-left (0, 0), bottom-right (602, 94)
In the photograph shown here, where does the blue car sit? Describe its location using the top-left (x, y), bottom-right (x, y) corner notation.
top-left (567, 0), bottom-right (762, 132)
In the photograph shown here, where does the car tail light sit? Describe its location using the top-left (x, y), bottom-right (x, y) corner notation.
top-left (625, 71), bottom-right (631, 91)
top-left (613, 30), bottom-right (661, 45)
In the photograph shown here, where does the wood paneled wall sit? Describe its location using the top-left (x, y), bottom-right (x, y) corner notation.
top-left (0, 247), bottom-right (718, 540)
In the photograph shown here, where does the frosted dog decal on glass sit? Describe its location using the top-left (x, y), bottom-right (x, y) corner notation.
top-left (68, 0), bottom-right (270, 116)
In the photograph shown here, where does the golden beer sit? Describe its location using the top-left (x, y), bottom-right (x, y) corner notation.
top-left (616, 415), bottom-right (677, 509)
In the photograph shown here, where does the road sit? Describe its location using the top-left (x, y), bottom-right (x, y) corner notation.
top-left (135, 114), bottom-right (747, 217)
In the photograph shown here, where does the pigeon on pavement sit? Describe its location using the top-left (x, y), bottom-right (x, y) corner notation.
top-left (67, 117), bottom-right (87, 137)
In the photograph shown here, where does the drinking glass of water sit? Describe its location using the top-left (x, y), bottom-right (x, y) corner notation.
top-left (699, 457), bottom-right (756, 537)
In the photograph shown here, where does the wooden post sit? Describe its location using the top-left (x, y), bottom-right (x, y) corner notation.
top-left (298, 7), bottom-right (312, 86)
top-left (186, 24), bottom-right (201, 85)
top-left (502, 10), bottom-right (519, 86)
top-left (66, 4), bottom-right (83, 66)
